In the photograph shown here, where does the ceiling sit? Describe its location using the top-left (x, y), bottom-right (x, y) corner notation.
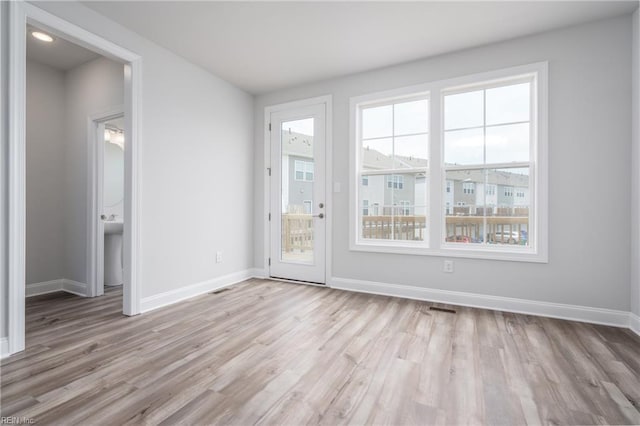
top-left (83, 1), bottom-right (638, 94)
top-left (27, 24), bottom-right (101, 71)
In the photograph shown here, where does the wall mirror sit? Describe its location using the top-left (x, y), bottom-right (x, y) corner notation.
top-left (103, 119), bottom-right (125, 210)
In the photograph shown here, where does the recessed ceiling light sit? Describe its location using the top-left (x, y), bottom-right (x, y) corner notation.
top-left (32, 31), bottom-right (53, 43)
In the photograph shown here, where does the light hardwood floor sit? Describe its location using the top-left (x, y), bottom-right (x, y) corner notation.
top-left (1, 279), bottom-right (640, 425)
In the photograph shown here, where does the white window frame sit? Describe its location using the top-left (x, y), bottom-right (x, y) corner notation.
top-left (352, 89), bottom-right (431, 247)
top-left (349, 62), bottom-right (548, 263)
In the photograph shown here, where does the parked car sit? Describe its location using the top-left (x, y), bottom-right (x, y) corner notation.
top-left (445, 235), bottom-right (470, 243)
top-left (488, 230), bottom-right (528, 245)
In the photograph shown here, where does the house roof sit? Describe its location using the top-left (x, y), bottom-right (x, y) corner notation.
top-left (362, 147), bottom-right (429, 170)
top-left (282, 130), bottom-right (527, 187)
top-left (282, 131), bottom-right (313, 158)
top-left (446, 168), bottom-right (529, 187)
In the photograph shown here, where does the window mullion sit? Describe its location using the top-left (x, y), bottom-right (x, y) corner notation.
top-left (444, 162), bottom-right (530, 172)
top-left (361, 168), bottom-right (428, 176)
top-left (430, 89), bottom-right (442, 250)
top-left (482, 89), bottom-right (488, 246)
top-left (351, 63), bottom-right (545, 261)
top-left (391, 103), bottom-right (395, 241)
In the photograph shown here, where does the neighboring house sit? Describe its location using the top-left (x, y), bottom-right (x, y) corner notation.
top-left (281, 130), bottom-right (314, 213)
top-left (446, 168), bottom-right (530, 216)
top-left (359, 145), bottom-right (428, 216)
top-left (282, 130), bottom-right (529, 217)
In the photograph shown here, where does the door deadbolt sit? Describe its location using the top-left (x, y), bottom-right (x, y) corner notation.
top-left (318, 203), bottom-right (324, 208)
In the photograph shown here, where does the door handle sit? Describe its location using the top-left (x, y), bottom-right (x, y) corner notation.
top-left (312, 213), bottom-right (324, 219)
top-left (100, 214), bottom-right (107, 220)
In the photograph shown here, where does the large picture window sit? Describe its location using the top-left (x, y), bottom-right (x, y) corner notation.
top-left (350, 63), bottom-right (548, 262)
top-left (357, 96), bottom-right (429, 242)
top-left (443, 78), bottom-right (532, 248)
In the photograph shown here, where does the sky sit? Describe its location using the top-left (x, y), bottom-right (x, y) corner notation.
top-left (282, 117), bottom-right (314, 137)
top-left (361, 82), bottom-right (530, 166)
top-left (279, 82), bottom-right (531, 169)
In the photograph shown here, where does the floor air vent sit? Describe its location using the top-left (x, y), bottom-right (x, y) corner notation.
top-left (429, 306), bottom-right (456, 314)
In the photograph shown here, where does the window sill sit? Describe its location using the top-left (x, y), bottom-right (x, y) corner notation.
top-left (350, 241), bottom-right (548, 263)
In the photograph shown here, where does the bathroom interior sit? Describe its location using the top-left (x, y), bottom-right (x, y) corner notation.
top-left (102, 117), bottom-right (125, 288)
top-left (25, 24), bottom-right (126, 306)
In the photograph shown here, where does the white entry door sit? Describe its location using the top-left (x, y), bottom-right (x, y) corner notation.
top-left (270, 103), bottom-right (326, 284)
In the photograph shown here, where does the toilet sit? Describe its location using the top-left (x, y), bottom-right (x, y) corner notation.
top-left (104, 221), bottom-right (123, 286)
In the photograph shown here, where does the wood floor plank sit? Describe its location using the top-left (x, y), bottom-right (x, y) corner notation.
top-left (1, 279), bottom-right (639, 425)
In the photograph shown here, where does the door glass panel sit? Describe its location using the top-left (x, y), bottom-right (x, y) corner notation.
top-left (281, 118), bottom-right (314, 263)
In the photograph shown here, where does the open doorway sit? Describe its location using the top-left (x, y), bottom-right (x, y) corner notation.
top-left (7, 2), bottom-right (142, 356)
top-left (92, 113), bottom-right (126, 297)
top-left (24, 24), bottom-right (125, 309)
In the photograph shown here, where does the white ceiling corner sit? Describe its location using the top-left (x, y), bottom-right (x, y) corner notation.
top-left (82, 1), bottom-right (639, 94)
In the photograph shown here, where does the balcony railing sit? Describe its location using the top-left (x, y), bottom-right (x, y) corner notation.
top-left (281, 210), bottom-right (529, 251)
top-left (445, 215), bottom-right (528, 244)
top-left (362, 215), bottom-right (426, 240)
top-left (282, 214), bottom-right (313, 253)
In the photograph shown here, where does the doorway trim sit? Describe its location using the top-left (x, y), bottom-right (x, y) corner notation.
top-left (88, 107), bottom-right (124, 298)
top-left (7, 2), bottom-right (142, 356)
top-left (262, 95), bottom-right (333, 284)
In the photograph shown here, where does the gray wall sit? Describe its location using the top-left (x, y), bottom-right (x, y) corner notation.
top-left (632, 9), bottom-right (639, 318)
top-left (24, 56), bottom-right (123, 286)
top-left (254, 15), bottom-right (634, 311)
top-left (25, 60), bottom-right (67, 285)
top-left (28, 1), bottom-right (255, 299)
top-left (63, 56), bottom-right (123, 284)
top-left (2, 1), bottom-right (255, 342)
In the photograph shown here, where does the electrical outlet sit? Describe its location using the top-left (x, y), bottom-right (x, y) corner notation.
top-left (443, 260), bottom-right (454, 273)
top-left (216, 251), bottom-right (223, 263)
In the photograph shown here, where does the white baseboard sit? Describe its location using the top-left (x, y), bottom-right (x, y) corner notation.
top-left (26, 279), bottom-right (88, 298)
top-left (62, 279), bottom-right (88, 296)
top-left (630, 313), bottom-right (640, 337)
top-left (23, 273), bottom-right (640, 338)
top-left (26, 279), bottom-right (64, 297)
top-left (140, 269), bottom-right (255, 313)
top-left (330, 277), bottom-right (632, 329)
top-left (1, 337), bottom-right (8, 359)
top-left (251, 268), bottom-right (268, 279)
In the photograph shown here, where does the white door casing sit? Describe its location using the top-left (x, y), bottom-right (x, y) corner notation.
top-left (6, 2), bottom-right (142, 357)
top-left (88, 109), bottom-right (124, 298)
top-left (269, 103), bottom-right (326, 284)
